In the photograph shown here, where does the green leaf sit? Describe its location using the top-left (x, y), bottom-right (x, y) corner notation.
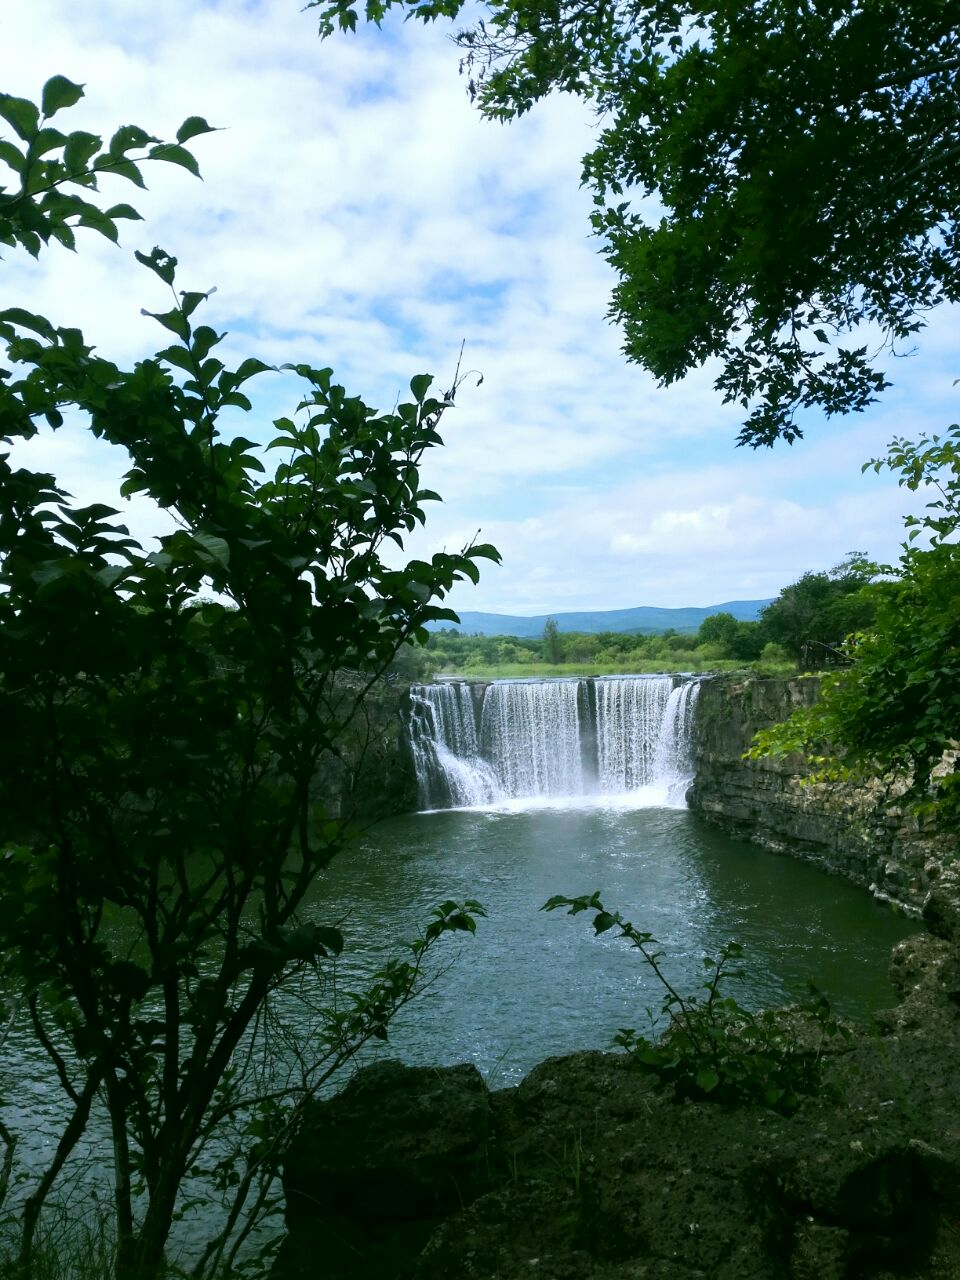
top-left (0, 95), bottom-right (40, 142)
top-left (176, 116), bottom-right (216, 144)
top-left (470, 542), bottom-right (501, 563)
top-left (312, 926), bottom-right (345, 956)
top-left (0, 307), bottom-right (56, 337)
top-left (140, 308), bottom-right (189, 340)
top-left (107, 124), bottom-right (154, 156)
top-left (178, 291), bottom-right (209, 320)
top-left (77, 206), bottom-right (120, 243)
top-left (119, 471), bottom-right (149, 498)
top-left (41, 76), bottom-right (85, 119)
top-left (193, 533), bottom-right (230, 566)
top-left (96, 158), bottom-right (146, 188)
top-left (0, 139), bottom-right (24, 174)
top-left (155, 345), bottom-right (196, 374)
top-left (134, 247), bottom-right (178, 285)
top-left (148, 143), bottom-right (201, 178)
top-left (233, 357), bottom-right (273, 385)
top-left (104, 202), bottom-right (143, 223)
top-left (63, 130), bottom-right (102, 172)
top-left (32, 127), bottom-right (68, 158)
top-left (409, 373), bottom-right (433, 402)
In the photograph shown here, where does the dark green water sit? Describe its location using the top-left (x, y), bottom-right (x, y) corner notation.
top-left (307, 802), bottom-right (916, 1086)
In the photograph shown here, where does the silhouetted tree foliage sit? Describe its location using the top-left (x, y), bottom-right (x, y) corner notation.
top-left (318, 0), bottom-right (960, 445)
top-left (0, 75), bottom-right (493, 1277)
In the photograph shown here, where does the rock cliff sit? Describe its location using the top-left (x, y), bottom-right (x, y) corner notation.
top-left (312, 680), bottom-right (419, 818)
top-left (276, 924), bottom-right (960, 1280)
top-left (687, 675), bottom-right (953, 913)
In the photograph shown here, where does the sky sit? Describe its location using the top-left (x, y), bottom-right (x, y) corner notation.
top-left (2, 0), bottom-right (957, 616)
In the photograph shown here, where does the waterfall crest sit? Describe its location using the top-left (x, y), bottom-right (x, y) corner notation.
top-left (409, 675), bottom-right (700, 810)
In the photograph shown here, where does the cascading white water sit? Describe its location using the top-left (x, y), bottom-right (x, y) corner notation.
top-left (594, 676), bottom-right (673, 791)
top-left (408, 683), bottom-right (503, 807)
top-left (409, 675), bottom-right (701, 810)
top-left (480, 680), bottom-right (583, 799)
top-left (651, 679), bottom-right (702, 805)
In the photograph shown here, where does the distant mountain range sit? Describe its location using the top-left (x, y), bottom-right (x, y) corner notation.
top-left (427, 599), bottom-right (775, 638)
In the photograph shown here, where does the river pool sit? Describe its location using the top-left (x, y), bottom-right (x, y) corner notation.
top-left (306, 800), bottom-right (915, 1087)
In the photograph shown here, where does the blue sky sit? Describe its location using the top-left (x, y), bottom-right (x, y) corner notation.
top-left (3, 0), bottom-right (956, 614)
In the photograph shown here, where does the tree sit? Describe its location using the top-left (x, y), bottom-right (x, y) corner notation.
top-left (317, 0), bottom-right (960, 445)
top-left (729, 622), bottom-right (765, 663)
top-left (751, 432), bottom-right (960, 822)
top-left (759, 553), bottom-right (875, 666)
top-left (696, 612), bottom-right (738, 650)
top-left (694, 614), bottom-right (764, 662)
top-left (543, 616), bottom-right (563, 664)
top-left (0, 78), bottom-right (496, 1277)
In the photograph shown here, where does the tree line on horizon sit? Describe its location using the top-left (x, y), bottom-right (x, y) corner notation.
top-left (418, 553), bottom-right (877, 675)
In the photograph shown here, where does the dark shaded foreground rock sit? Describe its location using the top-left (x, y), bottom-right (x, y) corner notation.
top-left (276, 933), bottom-right (960, 1280)
top-left (278, 1061), bottom-right (492, 1278)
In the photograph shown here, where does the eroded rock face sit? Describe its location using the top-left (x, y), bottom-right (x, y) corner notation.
top-left (687, 675), bottom-right (956, 914)
top-left (284, 1060), bottom-right (491, 1223)
top-left (276, 936), bottom-right (960, 1280)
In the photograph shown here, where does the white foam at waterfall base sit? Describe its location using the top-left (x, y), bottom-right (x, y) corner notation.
top-left (431, 741), bottom-right (504, 808)
top-left (409, 675), bottom-right (701, 812)
top-left (445, 785), bottom-right (690, 814)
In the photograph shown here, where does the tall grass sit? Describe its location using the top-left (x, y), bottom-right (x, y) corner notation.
top-left (0, 1210), bottom-right (115, 1280)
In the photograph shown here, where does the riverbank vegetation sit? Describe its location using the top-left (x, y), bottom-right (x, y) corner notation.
top-left (752, 427), bottom-right (960, 826)
top-left (420, 629), bottom-right (750, 677)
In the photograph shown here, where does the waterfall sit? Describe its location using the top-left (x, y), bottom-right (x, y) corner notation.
top-left (409, 675), bottom-right (700, 809)
top-left (652, 679), bottom-right (702, 806)
top-left (408, 683), bottom-right (502, 808)
top-left (595, 676), bottom-right (673, 792)
top-left (480, 681), bottom-right (583, 799)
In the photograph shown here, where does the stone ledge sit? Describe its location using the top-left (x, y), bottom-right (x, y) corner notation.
top-left (275, 933), bottom-right (960, 1280)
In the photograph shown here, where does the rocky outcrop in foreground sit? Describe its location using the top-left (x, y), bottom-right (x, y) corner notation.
top-left (276, 893), bottom-right (960, 1280)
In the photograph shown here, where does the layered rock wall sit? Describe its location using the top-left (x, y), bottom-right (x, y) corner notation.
top-left (687, 674), bottom-right (951, 912)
